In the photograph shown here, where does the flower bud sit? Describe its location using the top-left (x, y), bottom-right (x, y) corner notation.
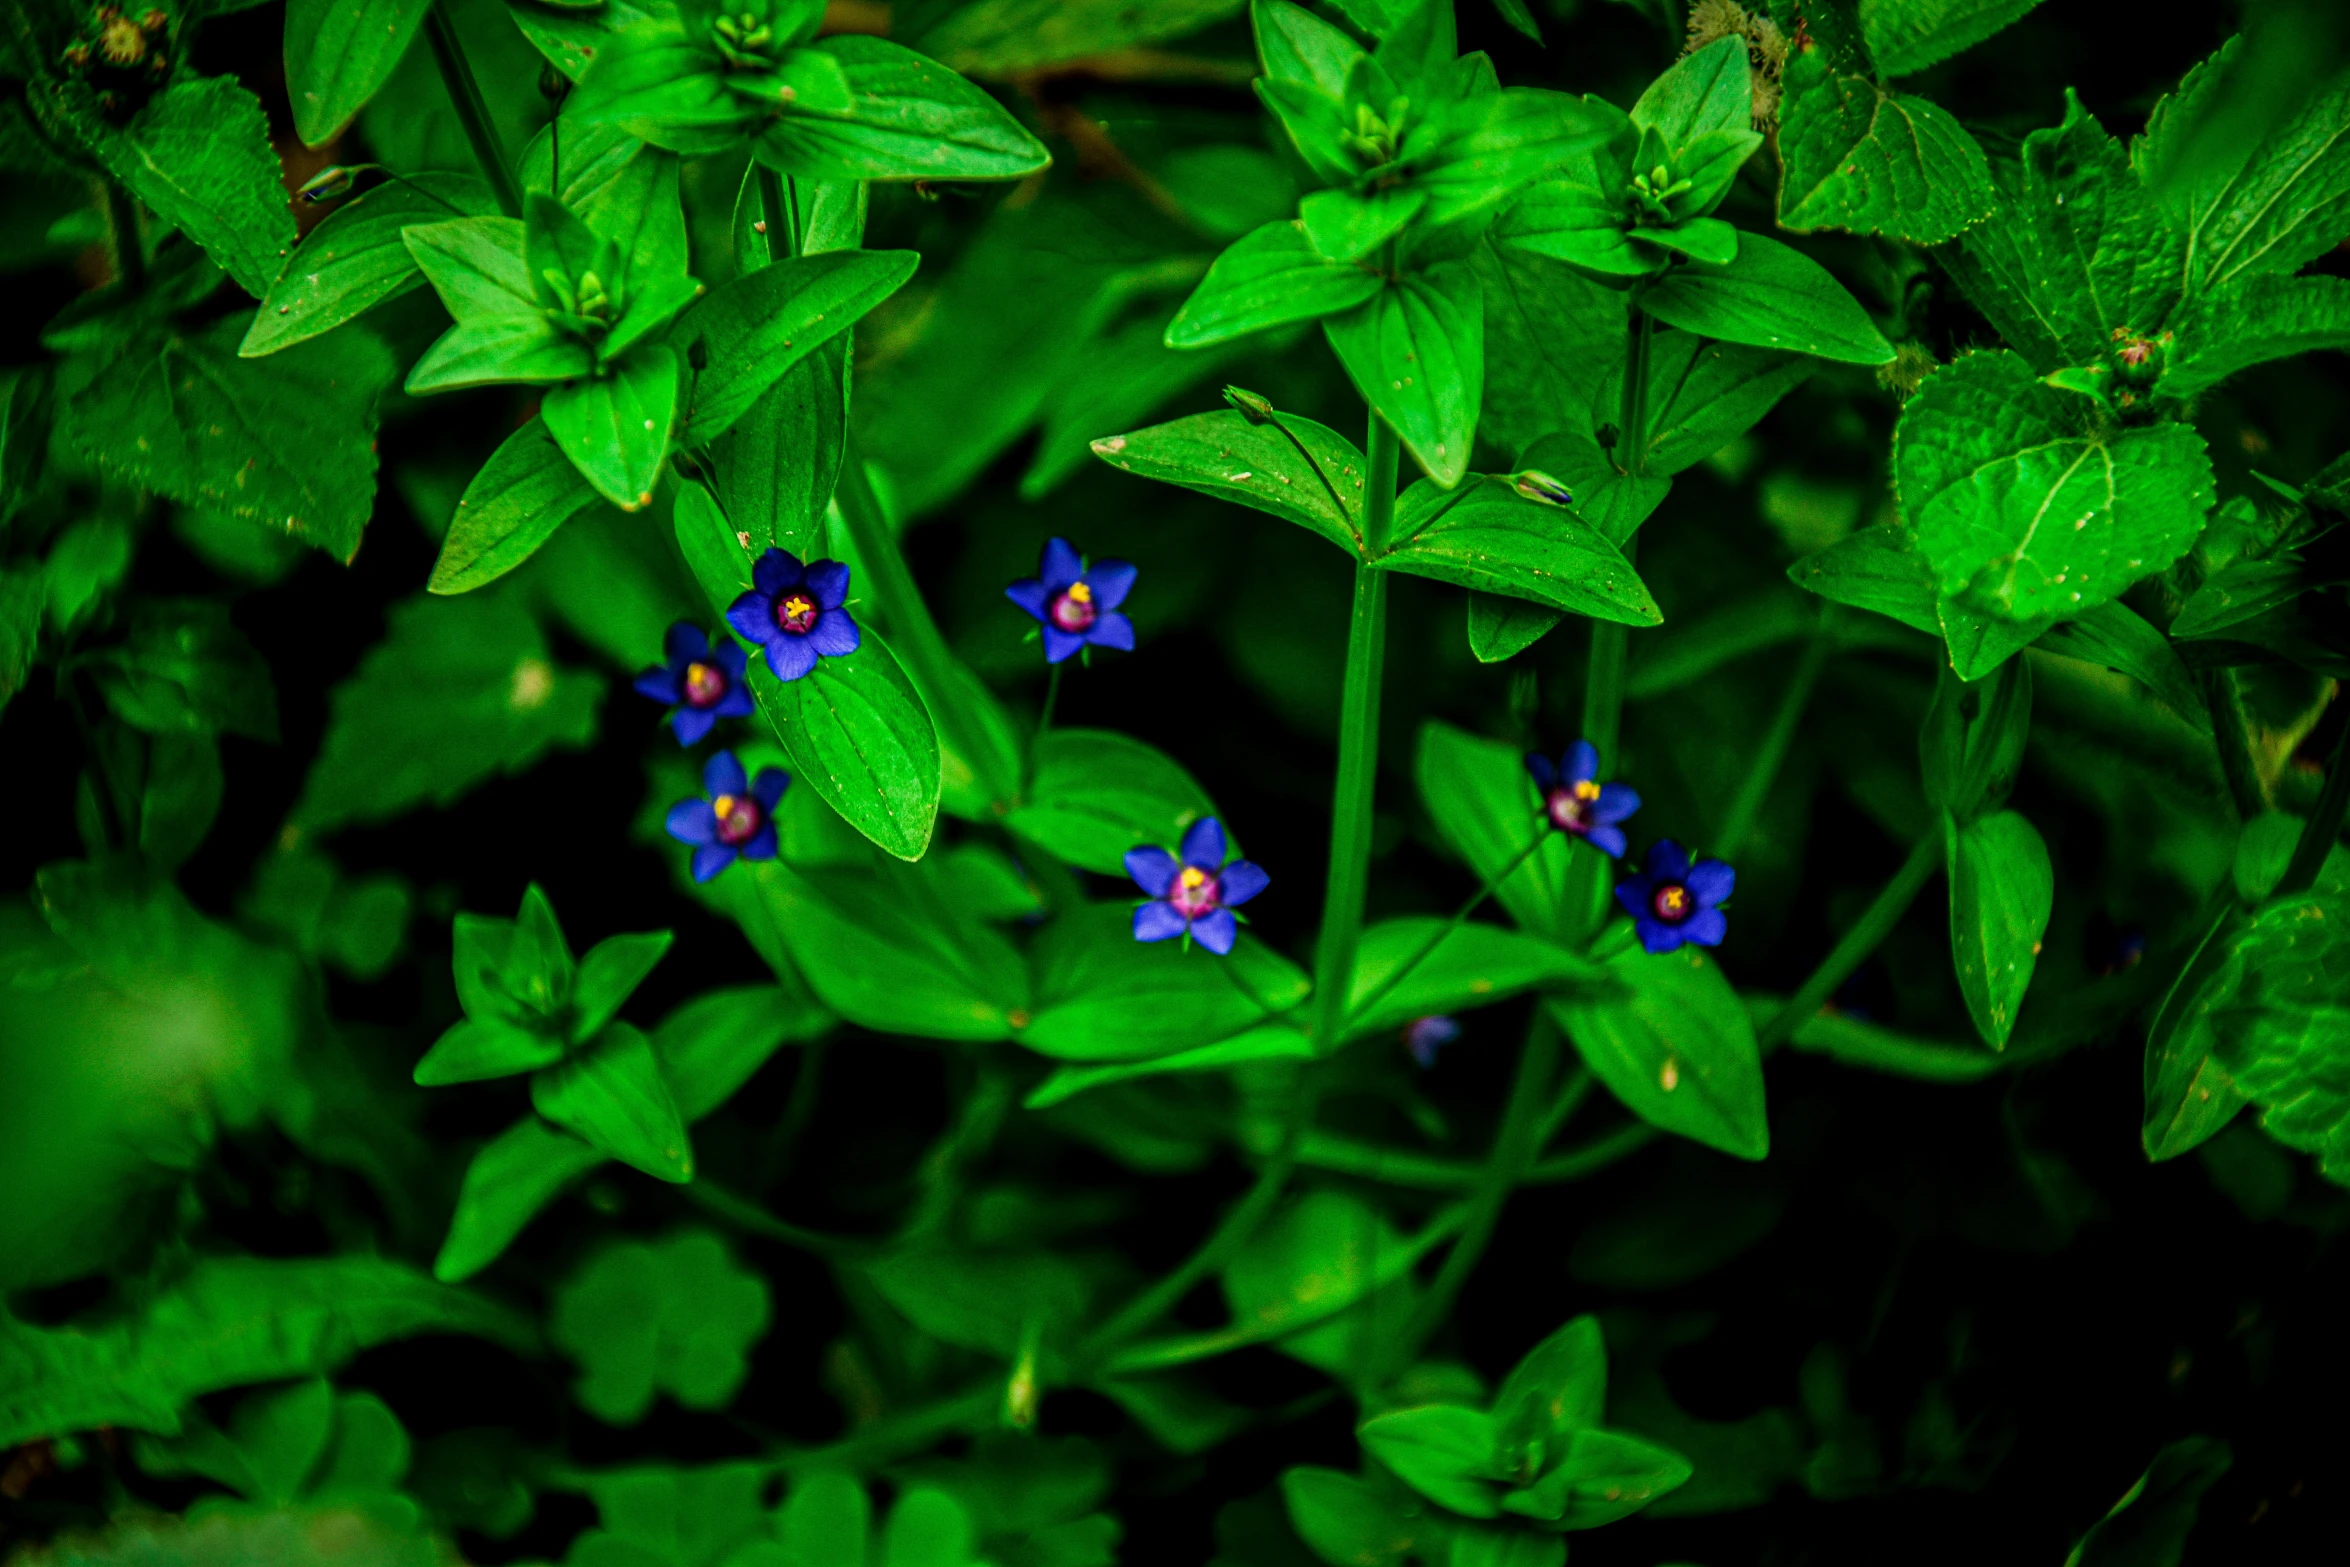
top-left (1223, 385), bottom-right (1277, 425)
top-left (1512, 469), bottom-right (1574, 507)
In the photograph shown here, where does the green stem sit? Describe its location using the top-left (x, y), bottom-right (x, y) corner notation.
top-left (685, 1177), bottom-right (873, 1259)
top-left (897, 1064), bottom-right (1012, 1245)
top-left (1342, 832), bottom-right (1547, 1036)
top-left (1267, 412), bottom-right (1355, 541)
top-left (767, 1384), bottom-right (1000, 1476)
top-left (1714, 607), bottom-right (1837, 863)
top-left (1385, 1012), bottom-right (1560, 1374)
top-left (834, 442), bottom-right (1021, 810)
top-left (103, 183), bottom-right (143, 293)
top-left (1309, 411), bottom-right (1399, 1050)
top-left (1533, 1062), bottom-right (1596, 1146)
top-left (2204, 667), bottom-right (2266, 821)
top-left (755, 165), bottom-right (791, 264)
top-left (1079, 1071), bottom-right (1314, 1360)
top-left (425, 0), bottom-right (522, 219)
top-left (1756, 830), bottom-right (1942, 1052)
top-left (1525, 1119), bottom-right (1656, 1183)
top-left (754, 1039), bottom-right (827, 1191)
top-left (2277, 712), bottom-right (2350, 897)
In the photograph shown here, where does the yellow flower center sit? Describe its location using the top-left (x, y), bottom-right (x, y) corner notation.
top-left (1654, 884), bottom-right (1693, 920)
top-left (1067, 581), bottom-right (1093, 605)
top-left (712, 793), bottom-right (738, 820)
top-left (1179, 866), bottom-right (1208, 890)
top-left (1573, 779), bottom-right (1600, 801)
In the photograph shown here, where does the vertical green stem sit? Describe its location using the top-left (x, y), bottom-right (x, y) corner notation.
top-left (1343, 832), bottom-right (1547, 1034)
top-left (425, 0), bottom-right (522, 219)
top-left (1386, 1011), bottom-right (1560, 1373)
top-left (1756, 830), bottom-right (1941, 1052)
top-left (755, 166), bottom-right (792, 263)
top-left (2204, 667), bottom-right (2266, 821)
top-left (2278, 713), bottom-right (2350, 897)
top-left (1310, 412), bottom-right (1399, 1050)
top-left (1714, 607), bottom-right (1837, 863)
top-left (834, 444), bottom-right (1021, 810)
top-left (103, 183), bottom-right (143, 293)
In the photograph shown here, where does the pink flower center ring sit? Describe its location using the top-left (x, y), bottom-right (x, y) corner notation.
top-left (1169, 864), bottom-right (1222, 919)
top-left (776, 593), bottom-right (819, 635)
top-left (711, 792), bottom-right (763, 846)
top-left (1546, 777), bottom-right (1602, 833)
top-left (1050, 580), bottom-right (1098, 633)
top-left (1651, 883), bottom-right (1693, 923)
top-left (682, 661), bottom-right (728, 707)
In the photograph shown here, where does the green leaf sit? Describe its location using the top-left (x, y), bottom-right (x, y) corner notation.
top-left (414, 1019), bottom-right (566, 1086)
top-left (1942, 95), bottom-right (2184, 375)
top-left (1512, 432), bottom-right (1670, 547)
top-left (1593, 331), bottom-right (1814, 478)
top-left (1345, 918), bottom-right (1600, 1041)
top-left (1774, 40), bottom-right (1995, 245)
top-left (1947, 810), bottom-right (2052, 1049)
top-left (1498, 1427), bottom-right (1692, 1528)
top-left (1255, 0), bottom-right (1360, 98)
top-left (1492, 1316), bottom-right (1606, 1475)
top-left (2139, 38), bottom-right (2350, 293)
top-left (571, 27), bottom-right (761, 154)
top-left (543, 345), bottom-right (681, 511)
top-left (1008, 728), bottom-right (1217, 875)
top-left (243, 174), bottom-right (494, 357)
top-left (530, 1022), bottom-right (694, 1183)
top-left (1897, 350), bottom-right (2216, 624)
top-left (2062, 1435), bottom-right (2231, 1567)
top-left (2142, 905), bottom-right (2252, 1162)
top-left (917, 0), bottom-right (1247, 77)
top-left (524, 115), bottom-right (691, 283)
top-left (83, 599), bottom-right (277, 741)
top-left (573, 933), bottom-right (673, 1048)
top-left (1221, 1190), bottom-right (1416, 1377)
top-left (1472, 239), bottom-right (1629, 459)
top-left (1023, 903), bottom-right (1309, 1061)
top-left (1377, 477), bottom-right (1660, 624)
top-left (659, 983), bottom-right (829, 1117)
top-left (711, 341), bottom-right (848, 562)
top-left (406, 313), bottom-right (595, 391)
top-left (293, 593), bottom-right (603, 832)
top-left (1859, 0), bottom-right (2043, 77)
top-left (1448, 1527), bottom-right (1563, 1567)
top-left (681, 248), bottom-right (917, 442)
top-left (780, 1473), bottom-right (872, 1567)
top-left (403, 216), bottom-right (535, 318)
top-left (1357, 1405), bottom-right (1503, 1518)
top-left (2170, 553), bottom-right (2309, 642)
top-left (1167, 220), bottom-right (1382, 349)
top-left (1417, 721), bottom-right (1577, 942)
top-left (1324, 264), bottom-right (1483, 486)
top-left (753, 35), bottom-right (1052, 182)
top-left (551, 1230), bottom-right (771, 1424)
top-left (1299, 186), bottom-right (1426, 264)
top-left (0, 1255), bottom-right (530, 1448)
top-left (62, 318), bottom-right (391, 563)
top-left (1641, 232), bottom-right (1893, 365)
top-left (1629, 35), bottom-right (1751, 149)
top-left (1090, 407), bottom-right (1365, 555)
top-left (286, 0), bottom-right (435, 145)
top-left (2164, 273), bottom-right (2350, 400)
top-left (865, 1248), bottom-right (1091, 1357)
top-left (1023, 1023), bottom-right (1314, 1110)
top-left (428, 419), bottom-right (604, 593)
top-left (884, 1490), bottom-right (978, 1567)
top-left (748, 629), bottom-right (940, 863)
top-left (1281, 1468), bottom-right (1419, 1567)
top-left (1418, 88), bottom-right (1614, 227)
top-left (434, 1116), bottom-right (607, 1282)
top-left (2035, 598), bottom-right (2209, 733)
top-left (1492, 178), bottom-right (1655, 279)
top-left (743, 859), bottom-right (1026, 1039)
top-left (1466, 592), bottom-right (1565, 663)
top-left (96, 77), bottom-right (297, 299)
top-left (1549, 941), bottom-right (1769, 1160)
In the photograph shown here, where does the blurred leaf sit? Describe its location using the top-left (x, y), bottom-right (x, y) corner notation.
top-left (530, 1022), bottom-right (694, 1183)
top-left (435, 1116), bottom-right (608, 1282)
top-left (1222, 1191), bottom-right (1414, 1377)
top-left (779, 1473), bottom-right (872, 1567)
top-left (1491, 1316), bottom-right (1605, 1472)
top-left (918, 0), bottom-right (1244, 76)
top-left (83, 599), bottom-right (277, 741)
top-left (1357, 1405), bottom-right (1502, 1518)
top-left (294, 594), bottom-right (603, 832)
top-left (2062, 1435), bottom-right (2231, 1567)
top-left (576, 1460), bottom-right (770, 1567)
top-left (1497, 1427), bottom-right (1692, 1529)
top-left (2036, 598), bottom-right (2209, 732)
top-left (1280, 1467), bottom-right (1418, 1567)
top-left (1344, 918), bottom-right (1600, 1040)
top-left (1550, 943), bottom-right (1769, 1160)
top-left (551, 1231), bottom-right (771, 1425)
top-left (1009, 728), bottom-right (1218, 875)
top-left (0, 1499), bottom-right (443, 1567)
top-left (866, 1249), bottom-right (1091, 1358)
top-left (1023, 903), bottom-right (1309, 1061)
top-left (1025, 1023), bottom-right (1315, 1110)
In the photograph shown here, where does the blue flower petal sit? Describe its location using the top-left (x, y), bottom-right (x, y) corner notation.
top-left (691, 843), bottom-right (738, 883)
top-left (1565, 739), bottom-right (1600, 784)
top-left (1133, 900), bottom-right (1188, 942)
top-left (712, 640), bottom-right (749, 676)
top-left (1088, 610), bottom-right (1135, 651)
top-left (1592, 783), bottom-right (1640, 826)
top-left (664, 622), bottom-right (706, 663)
top-left (714, 682), bottom-right (757, 718)
top-left (1085, 559), bottom-right (1138, 610)
top-left (804, 558), bottom-right (852, 610)
top-left (726, 589), bottom-right (775, 648)
top-left (666, 799), bottom-right (720, 845)
top-left (1191, 908), bottom-right (1239, 955)
top-left (1218, 859), bottom-right (1269, 907)
top-left (1613, 875), bottom-right (1652, 921)
top-left (634, 666), bottom-right (684, 704)
top-left (1005, 579), bottom-right (1051, 621)
top-left (1124, 845), bottom-right (1179, 898)
top-left (752, 767), bottom-right (792, 808)
top-left (673, 706), bottom-right (718, 746)
top-left (1039, 537), bottom-right (1083, 593)
top-left (1180, 817), bottom-right (1227, 871)
top-left (741, 822), bottom-right (780, 862)
top-left (1586, 823), bottom-right (1627, 859)
top-left (768, 633), bottom-right (820, 682)
top-left (1682, 905), bottom-right (1728, 947)
top-left (808, 606), bottom-right (860, 658)
top-left (1644, 838), bottom-right (1691, 882)
top-left (1685, 857), bottom-right (1735, 908)
top-left (704, 749), bottom-right (749, 798)
top-left (1041, 624), bottom-right (1086, 664)
top-left (1634, 915), bottom-right (1685, 955)
top-left (1524, 752), bottom-right (1559, 792)
top-left (752, 549), bottom-right (805, 594)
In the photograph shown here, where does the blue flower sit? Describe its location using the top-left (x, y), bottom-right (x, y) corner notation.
top-left (1614, 839), bottom-right (1733, 954)
top-left (1123, 817), bottom-right (1267, 956)
top-left (1006, 537), bottom-right (1136, 664)
top-left (633, 622), bottom-right (755, 745)
top-left (1526, 740), bottom-right (1640, 858)
top-left (726, 549), bottom-right (859, 682)
top-left (1404, 1015), bottom-right (1460, 1068)
top-left (665, 750), bottom-right (789, 883)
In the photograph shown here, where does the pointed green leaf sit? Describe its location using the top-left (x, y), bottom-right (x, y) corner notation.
top-left (748, 629), bottom-right (940, 863)
top-left (1345, 918), bottom-right (1600, 1041)
top-left (1948, 810), bottom-right (2052, 1048)
top-left (680, 247), bottom-right (918, 442)
top-left (1498, 1427), bottom-right (1692, 1528)
top-left (286, 0), bottom-right (435, 145)
top-left (1376, 476), bottom-right (1660, 624)
top-left (542, 345), bottom-right (681, 511)
top-left (1550, 941), bottom-right (1768, 1160)
top-left (1492, 1316), bottom-right (1607, 1473)
top-left (429, 418), bottom-right (605, 593)
top-left (1357, 1406), bottom-right (1503, 1518)
top-left (1629, 35), bottom-right (1751, 148)
top-left (572, 930), bottom-right (674, 1045)
top-left (1008, 728), bottom-right (1217, 875)
top-left (243, 174), bottom-right (495, 357)
top-left (1168, 220), bottom-right (1383, 349)
top-left (1416, 720), bottom-right (1577, 942)
top-left (406, 314), bottom-right (595, 392)
top-left (434, 1116), bottom-right (607, 1282)
top-left (1860, 0), bottom-right (2044, 77)
top-left (1325, 265), bottom-right (1483, 486)
top-left (1091, 407), bottom-right (1366, 555)
top-left (403, 216), bottom-right (535, 318)
top-left (530, 1022), bottom-right (693, 1183)
top-left (1023, 903), bottom-right (1309, 1061)
top-left (752, 35), bottom-right (1052, 182)
top-left (414, 1019), bottom-right (567, 1086)
top-left (1642, 231), bottom-right (1893, 365)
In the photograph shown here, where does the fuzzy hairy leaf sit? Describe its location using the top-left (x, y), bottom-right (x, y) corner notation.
top-left (1775, 42), bottom-right (1995, 244)
top-left (1858, 0), bottom-right (2043, 77)
top-left (96, 77), bottom-right (297, 299)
